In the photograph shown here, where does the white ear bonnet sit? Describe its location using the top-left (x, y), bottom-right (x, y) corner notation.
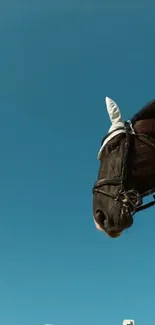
top-left (97, 97), bottom-right (126, 159)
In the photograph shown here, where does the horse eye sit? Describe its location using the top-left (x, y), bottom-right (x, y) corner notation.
top-left (108, 144), bottom-right (117, 152)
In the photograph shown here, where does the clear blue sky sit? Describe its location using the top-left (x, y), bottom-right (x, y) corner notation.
top-left (0, 1), bottom-right (155, 325)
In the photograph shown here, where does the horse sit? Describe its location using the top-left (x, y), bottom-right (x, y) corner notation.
top-left (92, 97), bottom-right (155, 238)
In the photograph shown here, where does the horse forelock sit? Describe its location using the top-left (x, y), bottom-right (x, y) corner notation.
top-left (131, 102), bottom-right (155, 193)
top-left (131, 100), bottom-right (155, 125)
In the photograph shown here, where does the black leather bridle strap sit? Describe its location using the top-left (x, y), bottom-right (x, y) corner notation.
top-left (133, 196), bottom-right (155, 214)
top-left (94, 178), bottom-right (122, 187)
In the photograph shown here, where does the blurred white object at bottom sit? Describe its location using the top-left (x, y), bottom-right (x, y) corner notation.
top-left (123, 320), bottom-right (135, 325)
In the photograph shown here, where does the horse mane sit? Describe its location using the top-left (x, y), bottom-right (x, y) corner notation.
top-left (131, 100), bottom-right (155, 126)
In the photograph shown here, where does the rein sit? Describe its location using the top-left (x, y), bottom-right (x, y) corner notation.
top-left (93, 121), bottom-right (155, 216)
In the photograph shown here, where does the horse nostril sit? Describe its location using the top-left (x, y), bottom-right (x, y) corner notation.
top-left (95, 210), bottom-right (106, 226)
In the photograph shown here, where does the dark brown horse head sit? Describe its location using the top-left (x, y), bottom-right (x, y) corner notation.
top-left (93, 97), bottom-right (155, 238)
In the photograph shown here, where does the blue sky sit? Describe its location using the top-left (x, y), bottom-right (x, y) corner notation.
top-left (0, 1), bottom-right (155, 325)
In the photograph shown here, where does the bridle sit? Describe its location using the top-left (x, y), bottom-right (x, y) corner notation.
top-left (93, 121), bottom-right (155, 216)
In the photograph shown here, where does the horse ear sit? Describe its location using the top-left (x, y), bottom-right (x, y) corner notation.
top-left (105, 97), bottom-right (124, 127)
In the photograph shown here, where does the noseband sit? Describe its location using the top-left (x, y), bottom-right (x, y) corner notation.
top-left (93, 121), bottom-right (155, 215)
